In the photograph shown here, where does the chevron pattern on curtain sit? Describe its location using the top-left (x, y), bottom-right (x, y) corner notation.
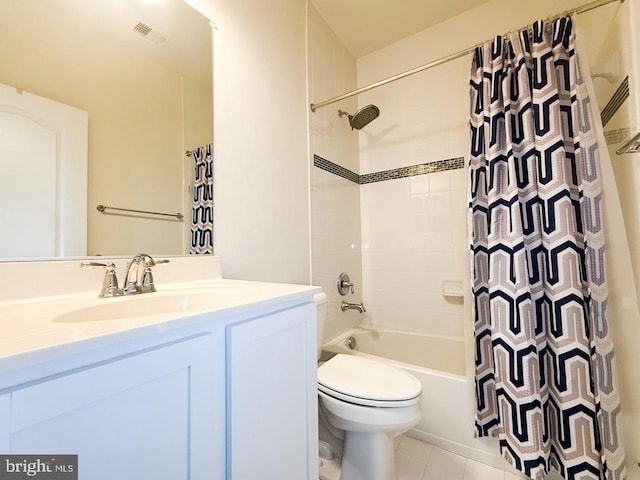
top-left (468, 16), bottom-right (625, 480)
top-left (190, 144), bottom-right (213, 254)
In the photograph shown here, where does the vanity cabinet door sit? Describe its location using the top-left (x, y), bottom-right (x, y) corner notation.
top-left (226, 303), bottom-right (317, 480)
top-left (8, 333), bottom-right (223, 480)
top-left (0, 394), bottom-right (9, 451)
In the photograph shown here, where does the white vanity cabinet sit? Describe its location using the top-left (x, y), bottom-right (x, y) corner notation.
top-left (0, 282), bottom-right (318, 480)
top-left (0, 393), bottom-right (9, 452)
top-left (2, 332), bottom-right (224, 480)
top-left (226, 302), bottom-right (317, 480)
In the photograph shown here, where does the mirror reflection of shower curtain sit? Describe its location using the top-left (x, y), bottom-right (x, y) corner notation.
top-left (468, 16), bottom-right (626, 480)
top-left (190, 144), bottom-right (213, 254)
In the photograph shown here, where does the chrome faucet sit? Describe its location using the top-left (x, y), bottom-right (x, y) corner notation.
top-left (123, 253), bottom-right (169, 295)
top-left (81, 261), bottom-right (122, 298)
top-left (341, 301), bottom-right (366, 313)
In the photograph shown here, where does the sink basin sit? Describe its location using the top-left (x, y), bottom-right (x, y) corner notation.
top-left (53, 288), bottom-right (253, 323)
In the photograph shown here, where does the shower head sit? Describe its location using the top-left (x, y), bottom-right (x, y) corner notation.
top-left (338, 104), bottom-right (380, 130)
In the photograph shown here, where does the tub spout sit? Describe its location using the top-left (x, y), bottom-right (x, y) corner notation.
top-left (341, 301), bottom-right (366, 313)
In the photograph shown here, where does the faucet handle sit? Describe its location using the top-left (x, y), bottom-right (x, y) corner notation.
top-left (81, 261), bottom-right (122, 298)
top-left (137, 254), bottom-right (170, 266)
top-left (138, 254), bottom-right (165, 267)
top-left (140, 258), bottom-right (169, 293)
top-left (337, 272), bottom-right (355, 296)
top-left (81, 261), bottom-right (110, 268)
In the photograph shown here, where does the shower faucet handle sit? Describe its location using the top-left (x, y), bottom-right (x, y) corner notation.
top-left (337, 272), bottom-right (355, 296)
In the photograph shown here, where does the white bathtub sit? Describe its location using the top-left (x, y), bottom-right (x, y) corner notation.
top-left (322, 328), bottom-right (507, 469)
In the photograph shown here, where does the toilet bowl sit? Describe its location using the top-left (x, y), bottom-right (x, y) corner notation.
top-left (314, 293), bottom-right (422, 480)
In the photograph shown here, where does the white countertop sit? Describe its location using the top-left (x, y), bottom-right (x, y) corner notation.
top-left (0, 256), bottom-right (320, 380)
top-left (0, 278), bottom-right (319, 363)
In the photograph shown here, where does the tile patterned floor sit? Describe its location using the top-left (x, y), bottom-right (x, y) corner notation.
top-left (394, 436), bottom-right (529, 480)
top-left (321, 435), bottom-right (563, 480)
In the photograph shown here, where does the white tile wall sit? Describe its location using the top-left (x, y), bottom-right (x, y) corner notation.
top-left (357, 59), bottom-right (470, 175)
top-left (308, 5), bottom-right (364, 342)
top-left (360, 167), bottom-right (467, 338)
top-left (356, 37), bottom-right (469, 338)
top-left (352, 0), bottom-right (473, 339)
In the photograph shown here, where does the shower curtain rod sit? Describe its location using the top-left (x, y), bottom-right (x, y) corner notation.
top-left (309, 0), bottom-right (623, 112)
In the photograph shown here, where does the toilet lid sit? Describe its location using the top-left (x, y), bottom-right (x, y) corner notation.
top-left (318, 354), bottom-right (422, 405)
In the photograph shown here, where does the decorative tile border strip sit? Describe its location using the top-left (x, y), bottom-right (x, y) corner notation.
top-left (315, 76), bottom-right (625, 184)
top-left (601, 75), bottom-right (628, 127)
top-left (604, 127), bottom-right (631, 146)
top-left (313, 155), bottom-right (359, 183)
top-left (316, 75), bottom-right (628, 183)
top-left (313, 154), bottom-right (464, 185)
top-left (359, 157), bottom-right (464, 184)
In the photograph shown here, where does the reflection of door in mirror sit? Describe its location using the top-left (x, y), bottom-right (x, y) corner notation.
top-left (0, 83), bottom-right (87, 258)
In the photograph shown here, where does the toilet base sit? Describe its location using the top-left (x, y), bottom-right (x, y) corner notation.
top-left (319, 457), bottom-right (341, 480)
top-left (341, 431), bottom-right (396, 480)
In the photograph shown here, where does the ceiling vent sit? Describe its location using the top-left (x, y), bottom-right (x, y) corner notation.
top-left (132, 21), bottom-right (169, 47)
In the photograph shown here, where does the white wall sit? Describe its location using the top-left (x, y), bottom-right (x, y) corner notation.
top-left (189, 0), bottom-right (311, 284)
top-left (308, 4), bottom-right (364, 343)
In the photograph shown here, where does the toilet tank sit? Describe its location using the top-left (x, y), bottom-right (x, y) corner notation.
top-left (314, 292), bottom-right (328, 360)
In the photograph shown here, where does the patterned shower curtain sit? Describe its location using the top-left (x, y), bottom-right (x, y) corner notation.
top-left (190, 143), bottom-right (213, 254)
top-left (468, 17), bottom-right (625, 480)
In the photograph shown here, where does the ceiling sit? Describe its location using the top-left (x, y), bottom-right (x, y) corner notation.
top-left (35, 0), bottom-right (212, 88)
top-left (311, 0), bottom-right (493, 57)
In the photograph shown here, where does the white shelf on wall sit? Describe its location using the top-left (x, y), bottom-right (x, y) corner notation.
top-left (441, 278), bottom-right (464, 298)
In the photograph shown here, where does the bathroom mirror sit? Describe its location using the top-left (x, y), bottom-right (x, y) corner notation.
top-left (0, 0), bottom-right (212, 260)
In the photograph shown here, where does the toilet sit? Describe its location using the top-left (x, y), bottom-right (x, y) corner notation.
top-left (314, 292), bottom-right (422, 480)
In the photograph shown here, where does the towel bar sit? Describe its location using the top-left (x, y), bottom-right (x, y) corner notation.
top-left (96, 204), bottom-right (184, 220)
